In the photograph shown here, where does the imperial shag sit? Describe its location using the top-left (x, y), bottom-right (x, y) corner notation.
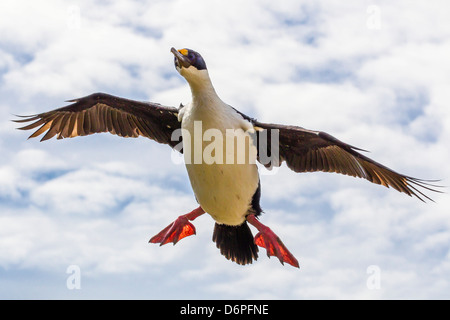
top-left (14, 48), bottom-right (440, 267)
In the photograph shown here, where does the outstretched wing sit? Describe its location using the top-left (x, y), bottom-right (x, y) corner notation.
top-left (252, 121), bottom-right (441, 202)
top-left (14, 92), bottom-right (182, 149)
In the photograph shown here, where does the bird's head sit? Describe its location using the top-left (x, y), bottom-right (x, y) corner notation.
top-left (171, 47), bottom-right (208, 83)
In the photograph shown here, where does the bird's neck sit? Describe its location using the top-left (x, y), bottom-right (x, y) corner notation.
top-left (185, 70), bottom-right (222, 107)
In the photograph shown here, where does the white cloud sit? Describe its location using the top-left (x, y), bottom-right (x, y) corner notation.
top-left (0, 0), bottom-right (449, 299)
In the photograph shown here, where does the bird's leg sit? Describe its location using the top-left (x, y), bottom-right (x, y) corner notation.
top-left (149, 206), bottom-right (205, 246)
top-left (246, 214), bottom-right (299, 268)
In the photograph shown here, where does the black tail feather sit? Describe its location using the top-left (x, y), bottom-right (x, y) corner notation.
top-left (212, 222), bottom-right (258, 265)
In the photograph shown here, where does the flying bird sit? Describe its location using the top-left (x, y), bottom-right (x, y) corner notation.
top-left (14, 47), bottom-right (440, 268)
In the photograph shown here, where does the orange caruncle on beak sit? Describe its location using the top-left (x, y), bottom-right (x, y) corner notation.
top-left (178, 49), bottom-right (188, 56)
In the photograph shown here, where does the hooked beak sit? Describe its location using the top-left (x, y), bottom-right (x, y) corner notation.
top-left (171, 47), bottom-right (191, 68)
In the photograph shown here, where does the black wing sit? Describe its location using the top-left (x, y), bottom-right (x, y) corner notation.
top-left (13, 92), bottom-right (182, 149)
top-left (252, 121), bottom-right (441, 202)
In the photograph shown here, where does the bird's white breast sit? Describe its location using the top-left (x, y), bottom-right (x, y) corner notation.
top-left (180, 99), bottom-right (259, 226)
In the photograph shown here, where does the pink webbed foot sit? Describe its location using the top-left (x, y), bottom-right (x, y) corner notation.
top-left (149, 216), bottom-right (196, 245)
top-left (149, 206), bottom-right (205, 246)
top-left (247, 214), bottom-right (299, 268)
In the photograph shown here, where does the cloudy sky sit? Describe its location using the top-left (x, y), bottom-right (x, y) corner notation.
top-left (1, 0), bottom-right (449, 299)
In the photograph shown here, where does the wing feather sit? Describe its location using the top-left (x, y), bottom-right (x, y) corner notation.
top-left (252, 120), bottom-right (441, 202)
top-left (14, 92), bottom-right (182, 149)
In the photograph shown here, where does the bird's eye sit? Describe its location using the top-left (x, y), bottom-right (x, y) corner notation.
top-left (188, 52), bottom-right (195, 60)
